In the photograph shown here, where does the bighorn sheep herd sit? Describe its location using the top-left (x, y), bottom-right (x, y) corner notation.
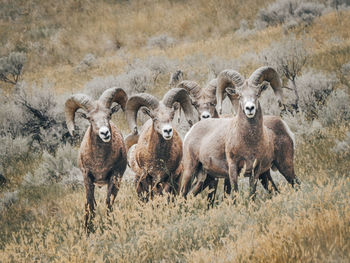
top-left (65, 66), bottom-right (300, 231)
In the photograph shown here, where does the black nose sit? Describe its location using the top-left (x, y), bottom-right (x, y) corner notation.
top-left (164, 128), bottom-right (172, 134)
top-left (202, 114), bottom-right (210, 119)
top-left (245, 105), bottom-right (255, 112)
top-left (101, 130), bottom-right (109, 136)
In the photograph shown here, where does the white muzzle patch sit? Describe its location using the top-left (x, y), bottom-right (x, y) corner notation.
top-left (201, 111), bottom-right (211, 120)
top-left (244, 102), bottom-right (256, 118)
top-left (162, 124), bottom-right (173, 140)
top-left (99, 126), bottom-right (111, 142)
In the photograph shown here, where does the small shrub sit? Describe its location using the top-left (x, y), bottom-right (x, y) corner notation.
top-left (0, 52), bottom-right (26, 85)
top-left (0, 91), bottom-right (26, 137)
top-left (294, 69), bottom-right (336, 118)
top-left (207, 56), bottom-right (240, 78)
top-left (84, 56), bottom-right (178, 97)
top-left (169, 70), bottom-right (184, 87)
top-left (328, 0), bottom-right (350, 10)
top-left (83, 75), bottom-right (120, 99)
top-left (260, 34), bottom-right (309, 109)
top-left (127, 56), bottom-right (178, 81)
top-left (294, 2), bottom-right (325, 25)
top-left (22, 144), bottom-right (82, 187)
top-left (75, 53), bottom-right (96, 73)
top-left (235, 19), bottom-right (257, 38)
top-left (341, 61), bottom-right (350, 76)
top-left (332, 132), bottom-right (350, 156)
top-left (0, 191), bottom-right (19, 212)
top-left (0, 135), bottom-right (32, 172)
top-left (0, 81), bottom-right (83, 153)
top-left (318, 88), bottom-right (350, 126)
top-left (256, 0), bottom-right (325, 28)
top-left (84, 68), bottom-right (153, 98)
top-left (283, 111), bottom-right (323, 139)
top-left (125, 67), bottom-right (154, 94)
top-left (146, 34), bottom-right (177, 49)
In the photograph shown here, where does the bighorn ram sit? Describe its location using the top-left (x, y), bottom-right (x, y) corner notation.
top-left (181, 67), bottom-right (300, 200)
top-left (124, 70), bottom-right (185, 151)
top-left (65, 87), bottom-right (128, 231)
top-left (126, 88), bottom-right (194, 200)
top-left (179, 76), bottom-right (278, 204)
top-left (177, 79), bottom-right (219, 120)
top-left (177, 78), bottom-right (229, 204)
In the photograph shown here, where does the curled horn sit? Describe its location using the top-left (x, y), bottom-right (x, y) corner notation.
top-left (248, 66), bottom-right (283, 106)
top-left (99, 87), bottom-right (128, 110)
top-left (205, 78), bottom-right (218, 97)
top-left (163, 88), bottom-right (195, 126)
top-left (65, 94), bottom-right (94, 136)
top-left (216, 69), bottom-right (245, 114)
top-left (126, 93), bottom-right (159, 135)
top-left (176, 81), bottom-right (201, 100)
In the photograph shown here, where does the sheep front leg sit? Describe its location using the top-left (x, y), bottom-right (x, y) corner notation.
top-left (106, 173), bottom-right (122, 213)
top-left (249, 175), bottom-right (258, 201)
top-left (84, 172), bottom-right (96, 233)
top-left (228, 161), bottom-right (239, 201)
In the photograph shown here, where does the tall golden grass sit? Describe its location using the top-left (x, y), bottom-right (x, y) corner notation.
top-left (0, 124), bottom-right (349, 262)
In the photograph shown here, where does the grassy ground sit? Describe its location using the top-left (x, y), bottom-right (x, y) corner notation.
top-left (1, 0), bottom-right (350, 262)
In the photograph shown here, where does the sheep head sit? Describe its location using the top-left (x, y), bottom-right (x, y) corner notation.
top-left (225, 67), bottom-right (283, 119)
top-left (65, 87), bottom-right (128, 142)
top-left (177, 79), bottom-right (218, 120)
top-left (126, 88), bottom-right (194, 140)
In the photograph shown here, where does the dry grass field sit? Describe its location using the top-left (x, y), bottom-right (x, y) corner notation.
top-left (1, 0), bottom-right (350, 262)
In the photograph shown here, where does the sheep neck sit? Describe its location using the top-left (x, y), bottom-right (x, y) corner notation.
top-left (236, 102), bottom-right (264, 146)
top-left (149, 124), bottom-right (173, 160)
top-left (89, 125), bottom-right (112, 160)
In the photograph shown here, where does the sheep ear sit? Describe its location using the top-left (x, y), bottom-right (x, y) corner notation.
top-left (111, 104), bottom-right (121, 115)
top-left (76, 110), bottom-right (88, 119)
top-left (257, 81), bottom-right (269, 97)
top-left (225, 87), bottom-right (237, 96)
top-left (173, 102), bottom-right (180, 111)
top-left (141, 107), bottom-right (154, 118)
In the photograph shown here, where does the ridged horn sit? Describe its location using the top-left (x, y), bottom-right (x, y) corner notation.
top-left (176, 80), bottom-right (201, 100)
top-left (99, 87), bottom-right (128, 110)
top-left (248, 66), bottom-right (283, 105)
top-left (163, 88), bottom-right (194, 126)
top-left (65, 94), bottom-right (94, 136)
top-left (216, 69), bottom-right (245, 114)
top-left (126, 93), bottom-right (159, 134)
top-left (205, 78), bottom-right (218, 97)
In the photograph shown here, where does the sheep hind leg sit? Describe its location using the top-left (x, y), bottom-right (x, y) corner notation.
top-left (274, 160), bottom-right (301, 188)
top-left (106, 174), bottom-right (122, 213)
top-left (207, 177), bottom-right (218, 208)
top-left (224, 178), bottom-right (231, 197)
top-left (84, 173), bottom-right (96, 234)
top-left (190, 168), bottom-right (207, 196)
top-left (259, 170), bottom-right (279, 194)
top-left (181, 158), bottom-right (199, 198)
